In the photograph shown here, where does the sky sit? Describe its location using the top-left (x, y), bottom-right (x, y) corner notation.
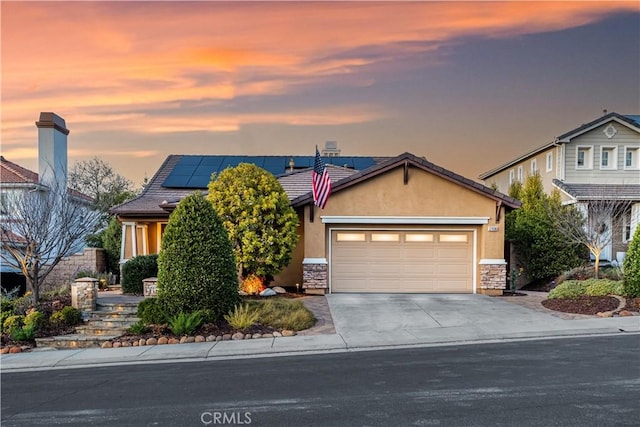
top-left (2, 1), bottom-right (639, 187)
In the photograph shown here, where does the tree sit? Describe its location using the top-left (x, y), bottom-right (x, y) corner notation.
top-left (157, 192), bottom-right (239, 320)
top-left (622, 225), bottom-right (640, 297)
top-left (506, 174), bottom-right (586, 282)
top-left (207, 163), bottom-right (299, 279)
top-left (69, 157), bottom-right (136, 213)
top-left (550, 193), bottom-right (635, 279)
top-left (102, 216), bottom-right (122, 274)
top-left (0, 180), bottom-right (102, 304)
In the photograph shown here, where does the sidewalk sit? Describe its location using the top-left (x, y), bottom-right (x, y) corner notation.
top-left (1, 293), bottom-right (638, 373)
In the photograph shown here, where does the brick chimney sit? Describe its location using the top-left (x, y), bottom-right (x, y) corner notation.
top-left (36, 112), bottom-right (69, 190)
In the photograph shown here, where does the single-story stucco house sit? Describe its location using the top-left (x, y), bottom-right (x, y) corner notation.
top-left (111, 152), bottom-right (520, 295)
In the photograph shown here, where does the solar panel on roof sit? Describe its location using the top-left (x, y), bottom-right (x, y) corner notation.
top-left (199, 156), bottom-right (222, 166)
top-left (187, 175), bottom-right (212, 188)
top-left (178, 156), bottom-right (203, 165)
top-left (162, 175), bottom-right (192, 187)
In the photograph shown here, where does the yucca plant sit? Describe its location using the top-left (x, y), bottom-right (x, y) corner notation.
top-left (168, 311), bottom-right (204, 336)
top-left (224, 304), bottom-right (259, 330)
top-left (126, 320), bottom-right (148, 335)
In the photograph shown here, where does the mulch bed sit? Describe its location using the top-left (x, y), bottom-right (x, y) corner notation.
top-left (541, 296), bottom-right (619, 315)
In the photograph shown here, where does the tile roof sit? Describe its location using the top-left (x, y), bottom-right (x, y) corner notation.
top-left (292, 152), bottom-right (521, 208)
top-left (552, 180), bottom-right (640, 201)
top-left (277, 165), bottom-right (360, 200)
top-left (0, 156), bottom-right (93, 202)
top-left (1, 156), bottom-right (38, 184)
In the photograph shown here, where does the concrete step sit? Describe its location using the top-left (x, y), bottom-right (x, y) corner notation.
top-left (35, 334), bottom-right (119, 349)
top-left (75, 325), bottom-right (129, 336)
top-left (82, 318), bottom-right (140, 329)
top-left (87, 311), bottom-right (139, 321)
top-left (96, 302), bottom-right (138, 315)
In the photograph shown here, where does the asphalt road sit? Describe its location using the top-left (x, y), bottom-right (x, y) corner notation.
top-left (2, 334), bottom-right (639, 426)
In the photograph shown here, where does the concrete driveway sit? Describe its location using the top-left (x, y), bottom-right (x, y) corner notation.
top-left (325, 293), bottom-right (637, 348)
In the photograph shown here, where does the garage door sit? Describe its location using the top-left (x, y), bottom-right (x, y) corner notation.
top-left (331, 230), bottom-right (473, 293)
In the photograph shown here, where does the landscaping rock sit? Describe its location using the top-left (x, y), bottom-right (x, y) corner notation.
top-left (0, 347), bottom-right (10, 354)
top-left (262, 333), bottom-right (274, 338)
top-left (180, 336), bottom-right (188, 344)
top-left (168, 338), bottom-right (180, 344)
top-left (244, 334), bottom-right (252, 339)
top-left (206, 335), bottom-right (216, 342)
top-left (9, 346), bottom-right (22, 353)
top-left (222, 334), bottom-right (232, 341)
top-left (272, 331), bottom-right (282, 337)
top-left (185, 336), bottom-right (195, 343)
top-left (195, 335), bottom-right (206, 343)
top-left (260, 288), bottom-right (277, 297)
top-left (282, 330), bottom-right (296, 337)
top-left (122, 341), bottom-right (131, 347)
top-left (139, 338), bottom-right (146, 346)
top-left (596, 311), bottom-right (613, 318)
top-left (133, 341), bottom-right (139, 346)
top-left (252, 333), bottom-right (262, 339)
top-left (619, 310), bottom-right (634, 317)
top-left (101, 341), bottom-right (113, 349)
top-left (232, 332), bottom-right (245, 340)
top-left (238, 290), bottom-right (249, 296)
top-left (271, 286), bottom-right (286, 294)
top-left (158, 337), bottom-right (169, 345)
top-left (146, 337), bottom-right (158, 345)
top-left (215, 335), bottom-right (223, 341)
top-left (113, 342), bottom-right (121, 348)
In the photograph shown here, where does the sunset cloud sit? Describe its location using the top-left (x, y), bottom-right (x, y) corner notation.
top-left (1, 1), bottom-right (638, 184)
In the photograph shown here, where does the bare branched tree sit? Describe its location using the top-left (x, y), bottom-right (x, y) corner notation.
top-left (0, 179), bottom-right (102, 304)
top-left (550, 194), bottom-right (635, 279)
top-left (69, 157), bottom-right (135, 214)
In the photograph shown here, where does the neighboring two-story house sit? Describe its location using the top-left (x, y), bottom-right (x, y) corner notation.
top-left (0, 113), bottom-right (102, 293)
top-left (479, 112), bottom-right (640, 263)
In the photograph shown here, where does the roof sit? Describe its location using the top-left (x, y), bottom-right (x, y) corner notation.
top-left (479, 112), bottom-right (640, 180)
top-left (1, 156), bottom-right (38, 184)
top-left (278, 165), bottom-right (360, 199)
top-left (292, 152), bottom-right (521, 209)
top-left (162, 155), bottom-right (383, 189)
top-left (0, 156), bottom-right (93, 202)
top-left (552, 180), bottom-right (640, 201)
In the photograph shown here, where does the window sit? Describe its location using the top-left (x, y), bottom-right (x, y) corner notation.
top-left (439, 234), bottom-right (468, 243)
top-left (371, 233), bottom-right (399, 242)
top-left (336, 233), bottom-right (366, 242)
top-left (625, 146), bottom-right (639, 170)
top-left (576, 146), bottom-right (593, 169)
top-left (517, 166), bottom-right (523, 182)
top-left (509, 169), bottom-right (515, 185)
top-left (546, 152), bottom-right (553, 172)
top-left (405, 233), bottom-right (434, 242)
top-left (600, 146), bottom-right (617, 170)
top-left (531, 159), bottom-right (537, 175)
top-left (623, 214), bottom-right (632, 243)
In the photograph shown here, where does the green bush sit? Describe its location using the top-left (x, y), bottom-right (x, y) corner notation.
top-left (121, 255), bottom-right (158, 294)
top-left (547, 280), bottom-right (589, 299)
top-left (224, 304), bottom-right (260, 329)
top-left (2, 314), bottom-right (25, 334)
top-left (11, 325), bottom-right (35, 341)
top-left (137, 298), bottom-right (168, 325)
top-left (168, 311), bottom-right (204, 336)
top-left (60, 306), bottom-right (82, 326)
top-left (126, 320), bottom-right (148, 335)
top-left (623, 225), bottom-right (640, 297)
top-left (157, 192), bottom-right (239, 320)
top-left (584, 279), bottom-right (623, 297)
top-left (24, 310), bottom-right (46, 331)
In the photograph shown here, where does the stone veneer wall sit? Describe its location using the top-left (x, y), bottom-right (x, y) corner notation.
top-left (71, 277), bottom-right (98, 312)
top-left (303, 262), bottom-right (328, 294)
top-left (42, 248), bottom-right (106, 291)
top-left (479, 263), bottom-right (507, 295)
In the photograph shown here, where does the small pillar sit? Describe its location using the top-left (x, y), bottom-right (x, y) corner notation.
top-left (71, 277), bottom-right (99, 312)
top-left (302, 258), bottom-right (328, 295)
top-left (143, 277), bottom-right (158, 297)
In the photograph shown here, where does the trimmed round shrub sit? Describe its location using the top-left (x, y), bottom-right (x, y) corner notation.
top-left (51, 306), bottom-right (82, 326)
top-left (157, 192), bottom-right (240, 321)
top-left (547, 280), bottom-right (588, 299)
top-left (24, 310), bottom-right (46, 331)
top-left (121, 255), bottom-right (158, 294)
top-left (584, 279), bottom-right (623, 297)
top-left (623, 225), bottom-right (640, 297)
top-left (137, 298), bottom-right (168, 325)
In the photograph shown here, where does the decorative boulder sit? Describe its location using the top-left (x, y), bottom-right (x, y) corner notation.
top-left (271, 286), bottom-right (286, 294)
top-left (260, 288), bottom-right (277, 297)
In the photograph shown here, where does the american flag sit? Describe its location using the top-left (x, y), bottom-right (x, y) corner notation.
top-left (312, 147), bottom-right (332, 209)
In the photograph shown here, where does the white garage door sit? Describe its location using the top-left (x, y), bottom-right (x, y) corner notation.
top-left (331, 230), bottom-right (473, 293)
